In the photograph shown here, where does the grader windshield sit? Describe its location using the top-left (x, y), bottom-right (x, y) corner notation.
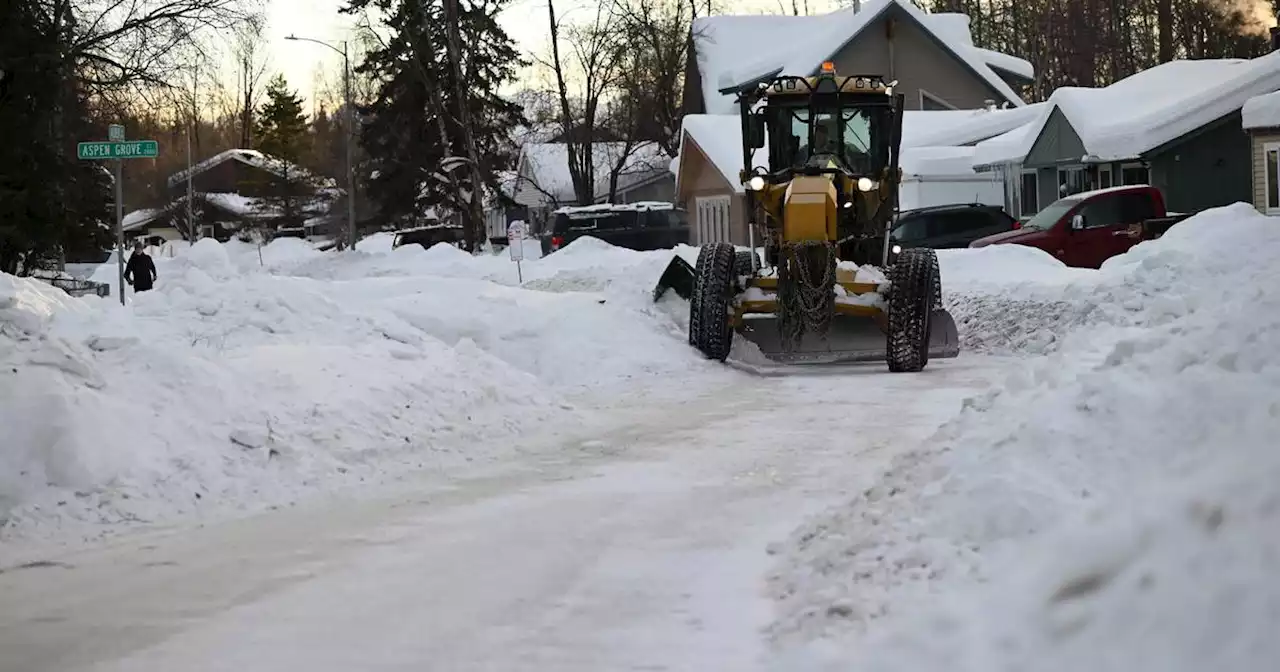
top-left (766, 98), bottom-right (892, 176)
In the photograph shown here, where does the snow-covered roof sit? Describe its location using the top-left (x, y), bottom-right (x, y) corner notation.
top-left (553, 201), bottom-right (675, 215)
top-left (1243, 90), bottom-right (1280, 129)
top-left (676, 115), bottom-right (769, 194)
top-left (513, 141), bottom-right (670, 205)
top-left (676, 110), bottom-right (1000, 193)
top-left (974, 54), bottom-right (1280, 168)
top-left (904, 103), bottom-right (1047, 149)
top-left (693, 0), bottom-right (1032, 115)
top-left (899, 146), bottom-right (983, 176)
top-left (122, 208), bottom-right (165, 232)
top-left (167, 148), bottom-right (334, 189)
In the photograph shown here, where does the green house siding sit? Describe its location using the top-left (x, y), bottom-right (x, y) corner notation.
top-left (1145, 111), bottom-right (1252, 214)
top-left (1024, 108), bottom-right (1087, 168)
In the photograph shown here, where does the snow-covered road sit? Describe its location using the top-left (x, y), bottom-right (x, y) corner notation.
top-left (0, 358), bottom-right (1005, 672)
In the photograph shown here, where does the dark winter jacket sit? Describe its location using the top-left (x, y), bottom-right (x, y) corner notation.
top-left (125, 251), bottom-right (157, 291)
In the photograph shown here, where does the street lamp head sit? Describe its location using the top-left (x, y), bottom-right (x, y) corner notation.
top-left (285, 34), bottom-right (297, 40)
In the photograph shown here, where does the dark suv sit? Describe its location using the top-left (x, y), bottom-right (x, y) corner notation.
top-left (890, 203), bottom-right (1018, 253)
top-left (541, 203), bottom-right (689, 255)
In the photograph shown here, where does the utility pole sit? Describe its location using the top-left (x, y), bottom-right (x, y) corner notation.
top-left (286, 34), bottom-right (358, 250)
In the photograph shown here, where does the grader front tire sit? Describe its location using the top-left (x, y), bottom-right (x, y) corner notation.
top-left (887, 248), bottom-right (937, 373)
top-left (691, 242), bottom-right (736, 361)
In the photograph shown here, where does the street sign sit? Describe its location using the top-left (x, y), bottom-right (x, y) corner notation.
top-left (77, 140), bottom-right (159, 160)
top-left (78, 125), bottom-right (159, 305)
top-left (507, 221), bottom-right (527, 282)
top-left (507, 221), bottom-right (526, 261)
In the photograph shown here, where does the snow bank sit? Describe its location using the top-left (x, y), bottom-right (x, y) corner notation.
top-left (770, 203), bottom-right (1280, 670)
top-left (1, 234), bottom-right (728, 536)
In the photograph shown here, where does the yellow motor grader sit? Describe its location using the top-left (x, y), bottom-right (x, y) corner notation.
top-left (654, 62), bottom-right (960, 371)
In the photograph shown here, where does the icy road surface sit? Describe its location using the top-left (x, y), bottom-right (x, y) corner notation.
top-left (0, 358), bottom-right (1005, 672)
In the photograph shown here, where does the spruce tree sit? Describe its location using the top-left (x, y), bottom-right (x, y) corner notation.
top-left (253, 74), bottom-right (312, 229)
top-left (341, 0), bottom-right (526, 245)
top-left (0, 0), bottom-right (110, 274)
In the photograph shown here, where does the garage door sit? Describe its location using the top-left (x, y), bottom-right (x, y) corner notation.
top-left (695, 195), bottom-right (732, 245)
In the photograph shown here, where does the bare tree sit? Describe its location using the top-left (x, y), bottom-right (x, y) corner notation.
top-left (55, 0), bottom-right (252, 92)
top-left (541, 0), bottom-right (626, 205)
top-left (233, 14), bottom-right (270, 148)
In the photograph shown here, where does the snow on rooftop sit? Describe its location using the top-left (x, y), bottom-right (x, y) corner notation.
top-left (1242, 90), bottom-right (1280, 129)
top-left (974, 55), bottom-right (1280, 168)
top-left (677, 115), bottom-right (769, 194)
top-left (899, 146), bottom-right (983, 176)
top-left (694, 0), bottom-right (1030, 115)
top-left (167, 148), bottom-right (334, 190)
top-left (122, 208), bottom-right (165, 232)
top-left (905, 103), bottom-right (1047, 149)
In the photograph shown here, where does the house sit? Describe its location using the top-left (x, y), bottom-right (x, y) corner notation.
top-left (510, 141), bottom-right (673, 234)
top-left (972, 46), bottom-right (1280, 219)
top-left (672, 106), bottom-right (1039, 245)
top-left (164, 148), bottom-right (339, 239)
top-left (684, 0), bottom-right (1034, 117)
top-left (483, 171), bottom-right (528, 245)
top-left (1242, 90), bottom-right (1280, 215)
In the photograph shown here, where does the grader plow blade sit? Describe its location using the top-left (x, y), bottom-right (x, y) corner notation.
top-left (652, 254), bottom-right (695, 302)
top-left (736, 308), bottom-right (961, 366)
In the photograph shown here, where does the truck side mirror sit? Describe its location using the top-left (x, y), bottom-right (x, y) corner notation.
top-left (745, 113), bottom-right (766, 150)
top-left (1070, 213), bottom-right (1085, 231)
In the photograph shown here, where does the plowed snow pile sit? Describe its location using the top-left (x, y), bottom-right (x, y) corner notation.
top-left (771, 203), bottom-right (1280, 671)
top-left (0, 236), bottom-right (719, 539)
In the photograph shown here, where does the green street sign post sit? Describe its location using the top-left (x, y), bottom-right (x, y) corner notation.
top-left (77, 128), bottom-right (159, 305)
top-left (76, 141), bottom-right (159, 160)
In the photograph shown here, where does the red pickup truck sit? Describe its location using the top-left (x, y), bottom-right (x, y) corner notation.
top-left (969, 185), bottom-right (1189, 268)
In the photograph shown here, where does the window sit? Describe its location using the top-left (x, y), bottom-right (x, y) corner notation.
top-left (1079, 196), bottom-right (1123, 229)
top-left (1098, 165), bottom-right (1113, 189)
top-left (1058, 166), bottom-right (1087, 197)
top-left (767, 100), bottom-right (890, 175)
top-left (1264, 142), bottom-right (1280, 213)
top-left (696, 195), bottom-right (731, 244)
top-left (919, 90), bottom-right (957, 111)
top-left (891, 215), bottom-right (929, 241)
top-left (1120, 163), bottom-right (1149, 186)
top-left (1019, 170), bottom-right (1038, 216)
top-left (936, 211), bottom-right (992, 236)
top-left (1117, 192), bottom-right (1157, 223)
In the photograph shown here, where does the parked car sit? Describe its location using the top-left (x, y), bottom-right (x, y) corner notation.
top-left (391, 223), bottom-right (466, 250)
top-left (969, 185), bottom-right (1190, 268)
top-left (541, 202), bottom-right (689, 255)
top-left (889, 203), bottom-right (1019, 255)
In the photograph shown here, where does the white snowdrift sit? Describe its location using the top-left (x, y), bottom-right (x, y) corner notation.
top-left (771, 203), bottom-right (1280, 671)
top-left (0, 235), bottom-right (723, 537)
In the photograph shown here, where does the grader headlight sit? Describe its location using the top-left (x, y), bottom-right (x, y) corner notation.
top-left (857, 177), bottom-right (877, 192)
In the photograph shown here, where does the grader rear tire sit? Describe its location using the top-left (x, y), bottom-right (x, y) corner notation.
top-left (691, 242), bottom-right (736, 361)
top-left (887, 248), bottom-right (937, 373)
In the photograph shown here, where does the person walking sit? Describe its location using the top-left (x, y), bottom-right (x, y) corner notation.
top-left (124, 240), bottom-right (157, 293)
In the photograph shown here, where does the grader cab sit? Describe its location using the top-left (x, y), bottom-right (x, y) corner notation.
top-left (653, 62), bottom-right (960, 370)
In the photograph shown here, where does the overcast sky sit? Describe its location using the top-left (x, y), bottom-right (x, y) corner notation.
top-left (262, 0), bottom-right (841, 110)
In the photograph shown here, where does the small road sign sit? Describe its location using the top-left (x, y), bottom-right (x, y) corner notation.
top-left (507, 221), bottom-right (527, 282)
top-left (108, 124), bottom-right (125, 141)
top-left (77, 140), bottom-right (159, 160)
top-left (507, 221), bottom-right (527, 262)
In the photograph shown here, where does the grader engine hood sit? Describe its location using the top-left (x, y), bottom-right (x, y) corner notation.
top-left (782, 176), bottom-right (837, 242)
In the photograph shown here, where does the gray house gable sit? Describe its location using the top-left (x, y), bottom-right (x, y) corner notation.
top-left (824, 2), bottom-right (1021, 110)
top-left (1024, 108), bottom-right (1088, 167)
top-left (689, 0), bottom-right (1031, 115)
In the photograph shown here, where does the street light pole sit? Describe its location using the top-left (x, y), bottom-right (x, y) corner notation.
top-left (285, 34), bottom-right (357, 250)
top-left (343, 41), bottom-right (356, 250)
